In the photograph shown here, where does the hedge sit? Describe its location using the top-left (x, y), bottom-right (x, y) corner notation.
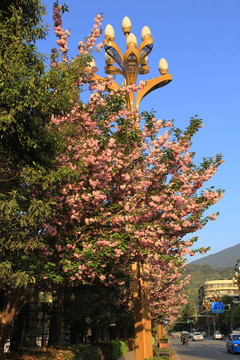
top-left (152, 345), bottom-right (172, 359)
top-left (99, 340), bottom-right (129, 359)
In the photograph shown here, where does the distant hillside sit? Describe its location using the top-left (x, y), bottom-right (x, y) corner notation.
top-left (189, 243), bottom-right (240, 268)
top-left (183, 263), bottom-right (235, 301)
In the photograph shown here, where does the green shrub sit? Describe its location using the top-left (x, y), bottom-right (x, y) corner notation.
top-left (69, 344), bottom-right (100, 360)
top-left (101, 340), bottom-right (129, 359)
top-left (159, 336), bottom-right (168, 343)
top-left (152, 346), bottom-right (172, 360)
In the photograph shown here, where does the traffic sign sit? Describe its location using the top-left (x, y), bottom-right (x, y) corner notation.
top-left (211, 301), bottom-right (224, 314)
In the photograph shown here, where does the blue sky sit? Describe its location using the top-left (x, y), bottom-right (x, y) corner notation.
top-left (38, 0), bottom-right (240, 263)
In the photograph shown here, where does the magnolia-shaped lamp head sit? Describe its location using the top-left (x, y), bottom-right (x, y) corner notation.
top-left (105, 24), bottom-right (115, 41)
top-left (122, 16), bottom-right (132, 35)
top-left (158, 58), bottom-right (168, 75)
top-left (126, 33), bottom-right (137, 48)
top-left (141, 26), bottom-right (151, 40)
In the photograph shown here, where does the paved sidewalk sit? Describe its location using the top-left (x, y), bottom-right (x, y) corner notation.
top-left (118, 350), bottom-right (136, 360)
top-left (168, 338), bottom-right (179, 360)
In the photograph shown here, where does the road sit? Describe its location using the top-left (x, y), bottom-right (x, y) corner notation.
top-left (170, 336), bottom-right (239, 360)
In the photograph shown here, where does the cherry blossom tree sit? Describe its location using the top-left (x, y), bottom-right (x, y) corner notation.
top-left (39, 4), bottom-right (224, 328)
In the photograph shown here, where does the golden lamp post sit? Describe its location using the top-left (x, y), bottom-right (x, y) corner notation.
top-left (202, 299), bottom-right (212, 335)
top-left (92, 16), bottom-right (172, 360)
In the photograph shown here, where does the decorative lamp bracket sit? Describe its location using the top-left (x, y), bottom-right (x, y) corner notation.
top-left (104, 65), bottom-right (124, 76)
top-left (136, 73), bottom-right (172, 112)
top-left (137, 38), bottom-right (153, 63)
top-left (104, 39), bottom-right (125, 72)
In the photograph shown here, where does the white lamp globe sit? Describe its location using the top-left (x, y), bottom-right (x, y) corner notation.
top-left (122, 16), bottom-right (132, 34)
top-left (158, 58), bottom-right (168, 75)
top-left (105, 24), bottom-right (115, 41)
top-left (126, 33), bottom-right (137, 48)
top-left (141, 26), bottom-right (151, 40)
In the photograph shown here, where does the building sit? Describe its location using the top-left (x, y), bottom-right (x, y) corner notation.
top-left (198, 279), bottom-right (239, 314)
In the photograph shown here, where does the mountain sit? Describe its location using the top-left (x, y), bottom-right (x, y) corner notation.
top-left (180, 244), bottom-right (240, 302)
top-left (188, 243), bottom-right (240, 268)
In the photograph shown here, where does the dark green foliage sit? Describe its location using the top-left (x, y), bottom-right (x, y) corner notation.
top-left (0, 0), bottom-right (54, 167)
top-left (63, 285), bottom-right (134, 344)
top-left (0, 0), bottom-right (47, 42)
top-left (66, 344), bottom-right (101, 360)
top-left (0, 0), bottom-right (88, 290)
top-left (0, 2), bottom-right (86, 168)
top-left (0, 0), bottom-right (89, 350)
top-left (216, 296), bottom-right (240, 335)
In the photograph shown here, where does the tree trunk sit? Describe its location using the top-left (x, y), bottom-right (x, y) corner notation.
top-left (0, 287), bottom-right (25, 354)
top-left (0, 321), bottom-right (11, 354)
top-left (56, 287), bottom-right (63, 346)
top-left (10, 305), bottom-right (27, 351)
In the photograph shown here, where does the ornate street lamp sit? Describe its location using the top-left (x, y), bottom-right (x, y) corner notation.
top-left (92, 17), bottom-right (172, 360)
top-left (103, 17), bottom-right (172, 115)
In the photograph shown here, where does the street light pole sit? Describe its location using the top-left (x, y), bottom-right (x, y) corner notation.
top-left (92, 17), bottom-right (172, 360)
top-left (203, 300), bottom-right (211, 336)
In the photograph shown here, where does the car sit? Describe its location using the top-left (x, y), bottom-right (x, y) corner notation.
top-left (192, 332), bottom-right (204, 341)
top-left (188, 332), bottom-right (193, 339)
top-left (226, 332), bottom-right (240, 353)
top-left (213, 331), bottom-right (224, 340)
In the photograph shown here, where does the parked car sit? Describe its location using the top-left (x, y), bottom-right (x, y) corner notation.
top-left (213, 331), bottom-right (224, 340)
top-left (192, 332), bottom-right (204, 341)
top-left (188, 332), bottom-right (193, 339)
top-left (226, 332), bottom-right (240, 353)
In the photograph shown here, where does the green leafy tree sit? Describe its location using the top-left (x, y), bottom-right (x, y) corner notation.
top-left (0, 0), bottom-right (88, 351)
top-left (63, 285), bottom-right (133, 343)
top-left (177, 301), bottom-right (196, 330)
top-left (219, 296), bottom-right (240, 333)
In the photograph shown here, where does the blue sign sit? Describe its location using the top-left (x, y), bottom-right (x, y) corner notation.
top-left (211, 302), bottom-right (224, 314)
